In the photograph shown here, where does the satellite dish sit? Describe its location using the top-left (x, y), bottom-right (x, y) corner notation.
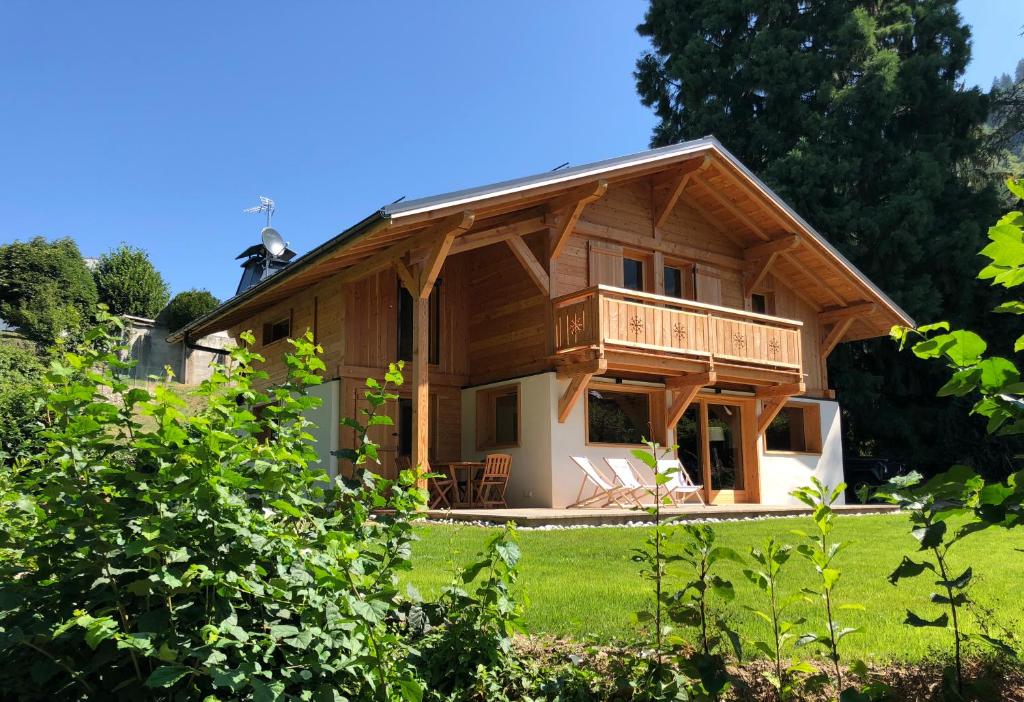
top-left (261, 227), bottom-right (287, 257)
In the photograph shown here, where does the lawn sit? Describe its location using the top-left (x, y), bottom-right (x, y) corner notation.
top-left (405, 514), bottom-right (1023, 663)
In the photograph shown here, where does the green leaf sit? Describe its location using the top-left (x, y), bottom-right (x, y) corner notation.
top-left (911, 522), bottom-right (946, 550)
top-left (936, 566), bottom-right (972, 590)
top-left (994, 301), bottom-right (1024, 315)
top-left (977, 357), bottom-right (1019, 392)
top-left (398, 677), bottom-right (424, 702)
top-left (269, 499), bottom-right (303, 518)
top-left (889, 556), bottom-right (934, 584)
top-left (145, 666), bottom-right (190, 688)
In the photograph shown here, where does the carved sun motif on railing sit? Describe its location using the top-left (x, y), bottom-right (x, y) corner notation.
top-left (768, 338), bottom-right (781, 358)
top-left (673, 322), bottom-right (687, 342)
top-left (629, 316), bottom-right (645, 336)
top-left (569, 314), bottom-right (585, 338)
top-left (732, 332), bottom-right (747, 350)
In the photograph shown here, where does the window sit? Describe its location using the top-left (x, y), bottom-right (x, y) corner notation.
top-left (262, 317), bottom-right (290, 346)
top-left (623, 257), bottom-right (645, 291)
top-left (397, 282), bottom-right (441, 365)
top-left (664, 263), bottom-right (695, 299)
top-left (476, 384), bottom-right (520, 449)
top-left (587, 387), bottom-right (651, 445)
top-left (765, 403), bottom-right (822, 454)
top-left (751, 292), bottom-right (775, 315)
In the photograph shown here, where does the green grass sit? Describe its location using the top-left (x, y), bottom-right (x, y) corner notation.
top-left (405, 514), bottom-right (1023, 663)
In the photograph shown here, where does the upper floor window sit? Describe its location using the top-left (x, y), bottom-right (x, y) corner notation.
top-left (623, 257), bottom-right (645, 292)
top-left (397, 282), bottom-right (441, 365)
top-left (664, 263), bottom-right (696, 300)
top-left (751, 292), bottom-right (775, 315)
top-left (262, 316), bottom-right (290, 346)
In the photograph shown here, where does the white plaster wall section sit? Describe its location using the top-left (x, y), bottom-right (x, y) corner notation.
top-left (460, 373), bottom-right (554, 508)
top-left (757, 398), bottom-right (845, 505)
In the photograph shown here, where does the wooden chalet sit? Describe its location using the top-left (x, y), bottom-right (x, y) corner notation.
top-left (170, 137), bottom-right (913, 507)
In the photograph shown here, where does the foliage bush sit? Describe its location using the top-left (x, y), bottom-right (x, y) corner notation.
top-left (0, 313), bottom-right (427, 700)
top-left (0, 342), bottom-right (45, 461)
top-left (0, 236), bottom-right (98, 346)
top-left (94, 244), bottom-right (170, 319)
top-left (162, 288), bottom-right (221, 333)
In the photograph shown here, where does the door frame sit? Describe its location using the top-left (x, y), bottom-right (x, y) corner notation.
top-left (673, 393), bottom-right (759, 504)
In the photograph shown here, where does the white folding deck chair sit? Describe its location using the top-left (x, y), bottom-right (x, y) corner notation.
top-left (604, 457), bottom-right (656, 505)
top-left (568, 456), bottom-right (638, 508)
top-left (656, 458), bottom-right (706, 506)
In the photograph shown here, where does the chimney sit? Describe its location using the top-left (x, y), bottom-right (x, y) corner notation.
top-left (235, 242), bottom-right (296, 295)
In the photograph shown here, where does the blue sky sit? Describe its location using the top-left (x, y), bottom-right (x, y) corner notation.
top-left (1, 1), bottom-right (1022, 301)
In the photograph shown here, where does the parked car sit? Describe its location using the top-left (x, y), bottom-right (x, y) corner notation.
top-left (843, 457), bottom-right (909, 503)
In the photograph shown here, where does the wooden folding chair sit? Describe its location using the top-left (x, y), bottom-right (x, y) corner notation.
top-left (568, 456), bottom-right (640, 508)
top-left (402, 455), bottom-right (452, 509)
top-left (604, 457), bottom-right (656, 505)
top-left (656, 458), bottom-right (706, 506)
top-left (474, 453), bottom-right (512, 508)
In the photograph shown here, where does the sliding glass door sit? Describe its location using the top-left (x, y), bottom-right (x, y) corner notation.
top-left (674, 397), bottom-right (753, 503)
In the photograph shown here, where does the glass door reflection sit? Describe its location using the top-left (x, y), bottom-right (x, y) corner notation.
top-left (707, 402), bottom-right (743, 491)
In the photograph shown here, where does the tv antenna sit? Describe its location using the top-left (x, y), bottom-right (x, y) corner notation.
top-left (244, 195), bottom-right (276, 227)
top-left (243, 196), bottom-right (288, 258)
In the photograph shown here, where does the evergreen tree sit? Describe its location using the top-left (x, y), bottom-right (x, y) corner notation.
top-left (94, 244), bottom-right (170, 319)
top-left (636, 0), bottom-right (1013, 474)
top-left (0, 236), bottom-right (98, 346)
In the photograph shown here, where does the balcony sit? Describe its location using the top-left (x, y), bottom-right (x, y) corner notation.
top-left (552, 285), bottom-right (803, 380)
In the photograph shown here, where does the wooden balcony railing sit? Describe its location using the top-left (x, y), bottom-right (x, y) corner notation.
top-left (552, 285), bottom-right (803, 373)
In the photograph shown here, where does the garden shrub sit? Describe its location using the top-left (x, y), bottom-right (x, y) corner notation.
top-left (0, 341), bottom-right (45, 460)
top-left (0, 312), bottom-right (426, 700)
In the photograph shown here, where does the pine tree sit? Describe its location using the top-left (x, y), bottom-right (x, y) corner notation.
top-left (636, 0), bottom-right (1013, 474)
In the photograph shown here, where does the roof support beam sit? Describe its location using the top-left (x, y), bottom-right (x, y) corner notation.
top-left (548, 180), bottom-right (608, 260)
top-left (506, 236), bottom-right (550, 297)
top-left (416, 211), bottom-right (475, 298)
top-left (665, 371), bottom-right (716, 429)
top-left (653, 156), bottom-right (710, 229)
top-left (819, 302), bottom-right (877, 325)
top-left (744, 254), bottom-right (776, 298)
top-left (820, 318), bottom-right (855, 359)
top-left (744, 234), bottom-right (801, 261)
top-left (556, 357), bottom-right (607, 380)
top-left (693, 174), bottom-right (771, 241)
top-left (393, 257), bottom-right (417, 294)
top-left (448, 216), bottom-right (547, 255)
top-left (558, 372), bottom-right (593, 423)
top-left (781, 252), bottom-right (848, 307)
top-left (755, 382), bottom-right (805, 437)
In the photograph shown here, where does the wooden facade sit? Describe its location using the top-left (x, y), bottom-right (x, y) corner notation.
top-left (191, 139), bottom-right (912, 502)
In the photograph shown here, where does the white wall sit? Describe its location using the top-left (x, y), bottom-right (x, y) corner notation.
top-left (461, 373), bottom-right (555, 507)
top-left (305, 379), bottom-right (340, 479)
top-left (757, 398), bottom-right (845, 505)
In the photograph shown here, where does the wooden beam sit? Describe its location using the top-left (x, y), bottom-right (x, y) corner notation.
top-left (448, 216), bottom-right (547, 255)
top-left (755, 382), bottom-right (806, 399)
top-left (665, 371), bottom-right (716, 429)
top-left (571, 218), bottom-right (745, 270)
top-left (417, 211), bottom-right (475, 298)
top-left (555, 357), bottom-right (607, 379)
top-left (818, 302), bottom-right (877, 324)
top-left (548, 180), bottom-right (608, 260)
top-left (653, 157), bottom-right (710, 229)
top-left (781, 252), bottom-right (847, 307)
top-left (393, 258), bottom-right (417, 294)
top-left (820, 318), bottom-right (854, 359)
top-left (743, 253), bottom-right (777, 298)
top-left (757, 396), bottom-right (789, 437)
top-left (743, 234), bottom-right (801, 261)
top-left (506, 236), bottom-right (550, 296)
top-left (558, 372), bottom-right (593, 423)
top-left (693, 174), bottom-right (771, 241)
top-left (411, 295), bottom-right (430, 487)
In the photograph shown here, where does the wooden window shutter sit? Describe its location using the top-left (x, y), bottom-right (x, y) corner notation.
top-left (694, 264), bottom-right (723, 306)
top-left (588, 240), bottom-right (624, 287)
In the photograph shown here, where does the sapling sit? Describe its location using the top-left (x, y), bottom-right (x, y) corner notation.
top-left (790, 477), bottom-right (863, 696)
top-left (743, 538), bottom-right (813, 700)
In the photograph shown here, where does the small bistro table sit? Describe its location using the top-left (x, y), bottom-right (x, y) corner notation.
top-left (447, 461), bottom-right (485, 508)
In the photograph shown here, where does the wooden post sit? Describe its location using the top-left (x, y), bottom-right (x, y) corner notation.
top-left (412, 295), bottom-right (430, 488)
